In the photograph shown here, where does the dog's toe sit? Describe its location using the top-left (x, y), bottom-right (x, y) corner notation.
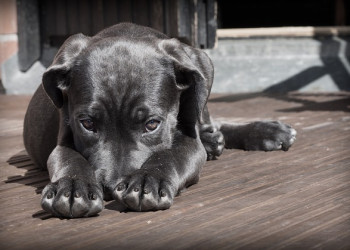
top-left (113, 170), bottom-right (174, 211)
top-left (41, 178), bottom-right (103, 218)
top-left (200, 128), bottom-right (225, 160)
top-left (280, 127), bottom-right (297, 151)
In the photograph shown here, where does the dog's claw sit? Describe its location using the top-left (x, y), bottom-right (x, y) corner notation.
top-left (41, 178), bottom-right (103, 218)
top-left (200, 124), bottom-right (225, 160)
top-left (160, 190), bottom-right (167, 197)
top-left (113, 169), bottom-right (175, 211)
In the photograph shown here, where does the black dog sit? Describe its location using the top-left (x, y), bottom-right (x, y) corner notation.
top-left (23, 23), bottom-right (296, 218)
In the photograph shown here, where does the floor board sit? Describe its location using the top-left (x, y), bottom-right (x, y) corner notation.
top-left (0, 93), bottom-right (349, 249)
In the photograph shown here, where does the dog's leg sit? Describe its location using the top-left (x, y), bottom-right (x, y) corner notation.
top-left (198, 106), bottom-right (225, 160)
top-left (219, 121), bottom-right (297, 151)
top-left (23, 85), bottom-right (59, 169)
top-left (199, 122), bottom-right (225, 160)
top-left (113, 134), bottom-right (206, 211)
top-left (41, 146), bottom-right (104, 218)
top-left (24, 87), bottom-right (103, 218)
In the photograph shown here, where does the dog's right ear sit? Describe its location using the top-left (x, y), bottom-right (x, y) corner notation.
top-left (42, 34), bottom-right (90, 108)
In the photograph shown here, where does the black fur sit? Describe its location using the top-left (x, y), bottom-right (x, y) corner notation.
top-left (23, 23), bottom-right (296, 218)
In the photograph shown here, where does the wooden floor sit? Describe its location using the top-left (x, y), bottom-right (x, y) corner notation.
top-left (0, 92), bottom-right (349, 249)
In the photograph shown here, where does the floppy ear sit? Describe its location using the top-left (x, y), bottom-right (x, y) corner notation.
top-left (42, 34), bottom-right (90, 108)
top-left (159, 39), bottom-right (214, 136)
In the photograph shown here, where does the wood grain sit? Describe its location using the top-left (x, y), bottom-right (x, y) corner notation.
top-left (0, 93), bottom-right (349, 249)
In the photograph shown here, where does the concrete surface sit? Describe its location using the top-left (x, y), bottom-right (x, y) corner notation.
top-left (1, 54), bottom-right (45, 95)
top-left (205, 36), bottom-right (350, 93)
top-left (1, 36), bottom-right (350, 94)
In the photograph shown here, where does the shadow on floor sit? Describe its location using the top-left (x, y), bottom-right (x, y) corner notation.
top-left (209, 92), bottom-right (350, 113)
top-left (6, 150), bottom-right (49, 195)
top-left (5, 150), bottom-right (127, 219)
top-left (210, 36), bottom-right (350, 109)
top-left (209, 37), bottom-right (350, 112)
top-left (263, 36), bottom-right (350, 93)
top-left (272, 94), bottom-right (350, 113)
top-left (6, 150), bottom-right (53, 219)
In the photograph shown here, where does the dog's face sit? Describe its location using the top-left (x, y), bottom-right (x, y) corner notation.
top-left (42, 24), bottom-right (213, 196)
top-left (67, 40), bottom-right (180, 186)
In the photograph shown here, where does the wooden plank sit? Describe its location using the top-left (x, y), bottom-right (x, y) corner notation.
top-left (335, 0), bottom-right (346, 26)
top-left (118, 0), bottom-right (132, 22)
top-left (40, 0), bottom-right (54, 45)
top-left (17, 0), bottom-right (40, 71)
top-left (149, 0), bottom-right (164, 33)
top-left (91, 0), bottom-right (104, 34)
top-left (67, 0), bottom-right (80, 34)
top-left (206, 0), bottom-right (217, 48)
top-left (165, 0), bottom-right (179, 38)
top-left (190, 0), bottom-right (198, 47)
top-left (78, 0), bottom-right (92, 35)
top-left (197, 0), bottom-right (207, 48)
top-left (177, 0), bottom-right (192, 45)
top-left (103, 0), bottom-right (118, 28)
top-left (55, 0), bottom-right (67, 35)
top-left (0, 93), bottom-right (349, 248)
top-left (217, 26), bottom-right (350, 38)
top-left (132, 0), bottom-right (150, 26)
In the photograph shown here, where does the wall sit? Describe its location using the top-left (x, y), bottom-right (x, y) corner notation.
top-left (0, 0), bottom-right (18, 83)
top-left (205, 36), bottom-right (350, 93)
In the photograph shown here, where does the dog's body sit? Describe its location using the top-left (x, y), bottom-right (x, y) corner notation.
top-left (23, 23), bottom-right (296, 218)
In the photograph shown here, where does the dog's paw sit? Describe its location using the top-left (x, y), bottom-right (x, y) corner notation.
top-left (200, 124), bottom-right (225, 160)
top-left (244, 121), bottom-right (297, 151)
top-left (41, 177), bottom-right (103, 218)
top-left (113, 169), bottom-right (176, 211)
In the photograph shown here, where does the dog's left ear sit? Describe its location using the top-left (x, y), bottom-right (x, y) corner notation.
top-left (42, 34), bottom-right (91, 108)
top-left (159, 39), bottom-right (214, 135)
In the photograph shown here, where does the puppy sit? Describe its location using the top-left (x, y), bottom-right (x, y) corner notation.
top-left (23, 23), bottom-right (296, 218)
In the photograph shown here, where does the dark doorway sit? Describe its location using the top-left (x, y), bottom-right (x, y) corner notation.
top-left (217, 0), bottom-right (349, 28)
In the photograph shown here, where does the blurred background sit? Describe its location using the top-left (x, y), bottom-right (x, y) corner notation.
top-left (0, 0), bottom-right (349, 94)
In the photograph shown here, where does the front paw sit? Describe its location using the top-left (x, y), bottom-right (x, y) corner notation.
top-left (200, 124), bottom-right (225, 160)
top-left (41, 177), bottom-right (103, 218)
top-left (245, 121), bottom-right (297, 151)
top-left (113, 170), bottom-right (175, 211)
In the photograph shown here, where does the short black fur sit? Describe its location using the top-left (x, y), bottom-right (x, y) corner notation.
top-left (23, 23), bottom-right (296, 218)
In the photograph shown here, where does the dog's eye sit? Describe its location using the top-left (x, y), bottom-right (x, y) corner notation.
top-left (80, 119), bottom-right (95, 131)
top-left (145, 119), bottom-right (160, 132)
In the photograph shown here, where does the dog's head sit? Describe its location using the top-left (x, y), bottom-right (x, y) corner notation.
top-left (42, 24), bottom-right (213, 192)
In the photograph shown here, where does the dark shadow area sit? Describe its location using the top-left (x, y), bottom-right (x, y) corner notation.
top-left (5, 151), bottom-right (53, 220)
top-left (209, 92), bottom-right (264, 103)
top-left (5, 151), bottom-right (130, 218)
top-left (264, 36), bottom-right (350, 93)
top-left (209, 92), bottom-right (350, 113)
top-left (210, 36), bottom-right (350, 112)
top-left (264, 66), bottom-right (329, 92)
top-left (105, 200), bottom-right (128, 212)
top-left (32, 210), bottom-right (101, 220)
top-left (273, 94), bottom-right (350, 113)
top-left (32, 210), bottom-right (53, 220)
top-left (218, 0), bottom-right (342, 28)
top-left (5, 150), bottom-right (49, 195)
